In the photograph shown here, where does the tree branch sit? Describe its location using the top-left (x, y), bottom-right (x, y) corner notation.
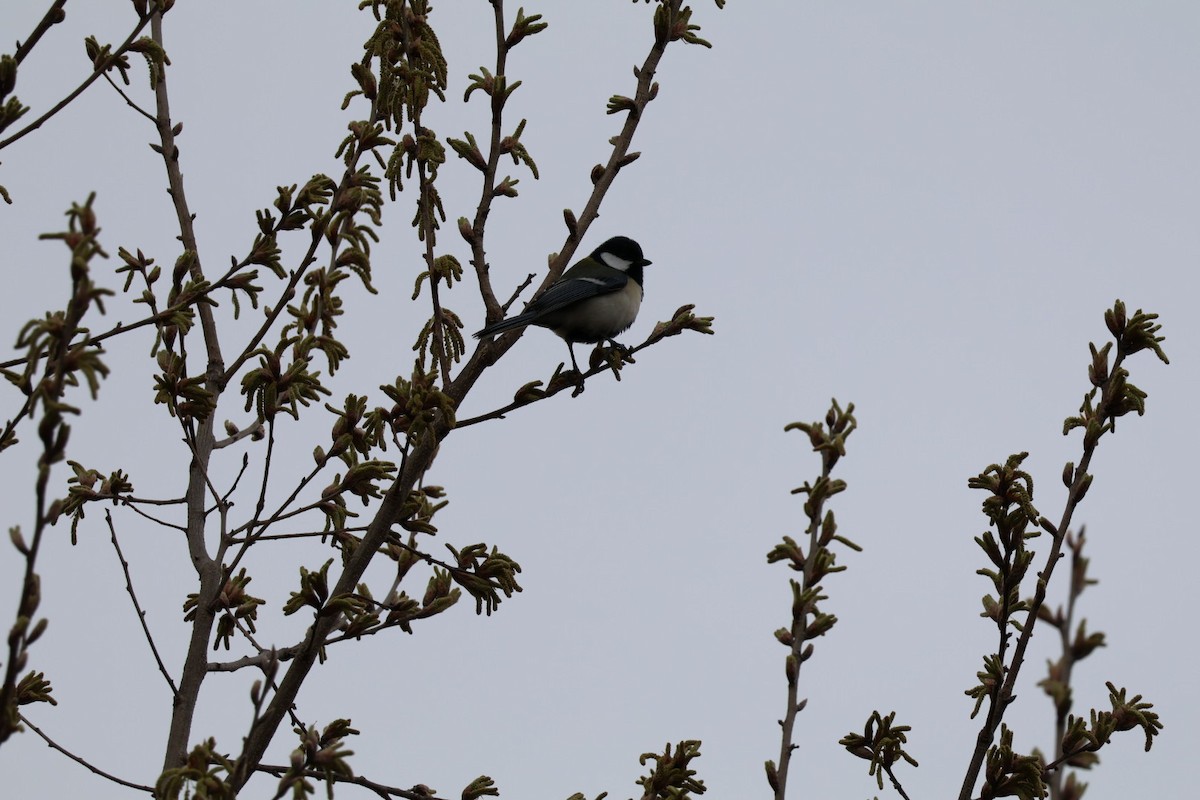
top-left (106, 510), bottom-right (178, 697)
top-left (956, 321), bottom-right (1163, 799)
top-left (462, 0), bottom-right (515, 320)
top-left (101, 71), bottom-right (157, 123)
top-left (229, 433), bottom-right (442, 790)
top-left (255, 763), bottom-right (451, 800)
top-left (0, 258), bottom-right (262, 374)
top-left (0, 6), bottom-right (154, 151)
top-left (455, 305), bottom-right (709, 428)
top-left (148, 7), bottom-right (227, 771)
top-left (13, 0), bottom-right (69, 65)
top-left (19, 714), bottom-right (155, 793)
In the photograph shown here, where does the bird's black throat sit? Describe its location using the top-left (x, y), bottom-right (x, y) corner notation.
top-left (627, 264), bottom-right (645, 287)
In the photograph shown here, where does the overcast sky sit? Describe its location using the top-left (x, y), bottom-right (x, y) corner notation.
top-left (1, 2), bottom-right (1196, 799)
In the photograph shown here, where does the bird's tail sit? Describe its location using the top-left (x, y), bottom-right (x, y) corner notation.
top-left (473, 313), bottom-right (536, 340)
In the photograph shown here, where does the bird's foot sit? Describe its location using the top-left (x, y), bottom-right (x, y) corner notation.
top-left (549, 361), bottom-right (587, 397)
top-left (588, 341), bottom-right (634, 382)
top-left (606, 339), bottom-right (633, 359)
top-left (569, 362), bottom-right (586, 397)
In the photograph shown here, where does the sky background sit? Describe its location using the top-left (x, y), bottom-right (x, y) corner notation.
top-left (1, 2), bottom-right (1196, 798)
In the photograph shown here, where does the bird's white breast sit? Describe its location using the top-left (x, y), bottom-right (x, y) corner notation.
top-left (550, 280), bottom-right (642, 343)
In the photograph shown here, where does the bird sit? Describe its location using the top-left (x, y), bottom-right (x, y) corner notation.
top-left (473, 236), bottom-right (651, 375)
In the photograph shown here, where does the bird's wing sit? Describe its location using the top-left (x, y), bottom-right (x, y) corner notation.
top-left (525, 273), bottom-right (628, 316)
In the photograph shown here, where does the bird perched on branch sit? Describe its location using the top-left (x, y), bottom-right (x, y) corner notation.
top-left (474, 236), bottom-right (651, 375)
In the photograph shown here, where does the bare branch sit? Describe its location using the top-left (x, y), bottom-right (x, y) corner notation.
top-left (207, 645), bottom-right (303, 674)
top-left (500, 272), bottom-right (536, 313)
top-left (106, 510), bottom-right (178, 696)
top-left (101, 71), bottom-right (158, 123)
top-left (884, 764), bottom-right (914, 800)
top-left (147, 7), bottom-right (228, 770)
top-left (213, 419), bottom-right (264, 450)
top-left (19, 714), bottom-right (155, 793)
top-left (121, 499), bottom-right (187, 532)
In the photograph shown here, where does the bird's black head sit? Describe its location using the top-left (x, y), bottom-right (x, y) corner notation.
top-left (592, 236), bottom-right (651, 285)
top-left (593, 236), bottom-right (651, 268)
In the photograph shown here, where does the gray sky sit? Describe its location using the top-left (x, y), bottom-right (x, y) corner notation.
top-left (1, 2), bottom-right (1196, 798)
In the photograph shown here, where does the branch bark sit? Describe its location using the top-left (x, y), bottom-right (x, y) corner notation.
top-left (148, 7), bottom-right (227, 771)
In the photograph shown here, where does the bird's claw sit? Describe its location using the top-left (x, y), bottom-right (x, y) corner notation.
top-left (607, 339), bottom-right (633, 359)
top-left (549, 361), bottom-right (587, 397)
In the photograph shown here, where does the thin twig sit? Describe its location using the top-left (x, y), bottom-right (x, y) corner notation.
top-left (0, 263), bottom-right (256, 373)
top-left (255, 764), bottom-right (451, 800)
top-left (101, 71), bottom-right (157, 123)
top-left (19, 714), bottom-right (155, 793)
top-left (884, 764), bottom-right (913, 800)
top-left (226, 526), bottom-right (369, 545)
top-left (219, 452), bottom-right (251, 508)
top-left (219, 264), bottom-right (311, 386)
top-left (14, 0), bottom-right (70, 64)
top-left (121, 500), bottom-right (187, 532)
top-left (461, 0), bottom-right (513, 321)
top-left (224, 458), bottom-right (333, 576)
top-left (1048, 528), bottom-right (1086, 799)
top-left (772, 460), bottom-right (833, 800)
top-left (172, 404), bottom-right (229, 510)
top-left (0, 9), bottom-right (155, 151)
top-left (123, 494), bottom-right (187, 506)
top-left (455, 333), bottom-right (657, 428)
top-left (106, 510), bottom-right (178, 696)
top-left (247, 418), bottom-right (278, 544)
top-left (0, 394), bottom-right (40, 457)
top-left (500, 272), bottom-right (536, 312)
top-left (231, 620), bottom-right (305, 731)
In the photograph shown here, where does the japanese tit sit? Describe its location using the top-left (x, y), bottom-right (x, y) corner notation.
top-left (473, 236), bottom-right (651, 374)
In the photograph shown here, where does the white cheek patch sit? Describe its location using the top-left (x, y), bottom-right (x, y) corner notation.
top-left (599, 252), bottom-right (634, 272)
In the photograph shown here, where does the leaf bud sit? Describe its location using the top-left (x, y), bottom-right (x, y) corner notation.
top-left (0, 55), bottom-right (16, 98)
top-left (1105, 300), bottom-right (1127, 337)
top-left (1075, 473), bottom-right (1093, 501)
